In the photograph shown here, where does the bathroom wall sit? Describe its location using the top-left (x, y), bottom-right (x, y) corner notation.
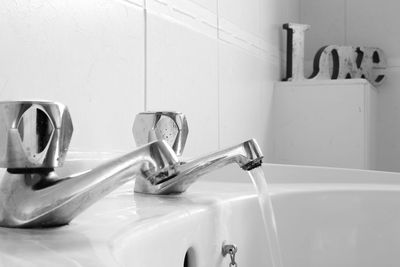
top-left (300, 0), bottom-right (400, 172)
top-left (0, 0), bottom-right (300, 159)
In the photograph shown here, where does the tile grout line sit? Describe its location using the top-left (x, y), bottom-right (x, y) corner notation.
top-left (217, 0), bottom-right (221, 149)
top-left (344, 0), bottom-right (348, 45)
top-left (144, 0), bottom-right (148, 111)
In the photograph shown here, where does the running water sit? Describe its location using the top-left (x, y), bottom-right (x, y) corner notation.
top-left (248, 167), bottom-right (283, 267)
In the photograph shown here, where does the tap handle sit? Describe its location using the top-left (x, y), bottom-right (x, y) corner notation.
top-left (133, 111), bottom-right (188, 157)
top-left (0, 101), bottom-right (73, 168)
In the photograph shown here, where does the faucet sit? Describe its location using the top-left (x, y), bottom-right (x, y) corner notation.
top-left (132, 112), bottom-right (263, 195)
top-left (0, 101), bottom-right (179, 228)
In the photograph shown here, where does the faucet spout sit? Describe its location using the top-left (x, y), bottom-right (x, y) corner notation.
top-left (0, 140), bottom-right (178, 228)
top-left (134, 139), bottom-right (263, 194)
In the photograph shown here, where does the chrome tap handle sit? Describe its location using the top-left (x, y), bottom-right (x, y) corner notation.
top-left (0, 101), bottom-right (73, 168)
top-left (133, 112), bottom-right (188, 157)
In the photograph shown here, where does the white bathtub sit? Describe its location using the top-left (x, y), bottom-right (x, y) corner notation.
top-left (0, 160), bottom-right (400, 267)
top-left (266, 164), bottom-right (400, 267)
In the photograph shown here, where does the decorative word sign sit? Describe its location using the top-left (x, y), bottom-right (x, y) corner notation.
top-left (283, 23), bottom-right (387, 87)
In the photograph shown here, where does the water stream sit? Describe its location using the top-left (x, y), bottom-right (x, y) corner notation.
top-left (248, 167), bottom-right (283, 267)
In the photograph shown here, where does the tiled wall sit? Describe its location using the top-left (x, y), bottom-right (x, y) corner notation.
top-left (300, 0), bottom-right (400, 172)
top-left (0, 0), bottom-right (300, 159)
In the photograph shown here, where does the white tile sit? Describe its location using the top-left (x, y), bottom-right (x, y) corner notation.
top-left (260, 60), bottom-right (280, 161)
top-left (218, 0), bottom-right (301, 43)
top-left (218, 0), bottom-right (301, 75)
top-left (376, 67), bottom-right (400, 172)
top-left (146, 0), bottom-right (217, 39)
top-left (300, 0), bottom-right (346, 62)
top-left (188, 0), bottom-right (217, 14)
top-left (219, 41), bottom-right (276, 157)
top-left (218, 0), bottom-right (260, 37)
top-left (146, 13), bottom-right (219, 157)
top-left (0, 0), bottom-right (145, 153)
top-left (275, 0), bottom-right (301, 26)
top-left (347, 0), bottom-right (400, 60)
top-left (259, 0), bottom-right (279, 46)
top-left (0, 0), bottom-right (303, 158)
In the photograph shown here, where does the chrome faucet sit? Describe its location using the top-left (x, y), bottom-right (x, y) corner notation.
top-left (0, 101), bottom-right (179, 228)
top-left (132, 112), bottom-right (263, 194)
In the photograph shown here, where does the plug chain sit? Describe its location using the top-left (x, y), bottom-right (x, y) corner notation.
top-left (222, 244), bottom-right (238, 267)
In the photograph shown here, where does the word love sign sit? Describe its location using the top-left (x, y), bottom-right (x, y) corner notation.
top-left (283, 23), bottom-right (387, 87)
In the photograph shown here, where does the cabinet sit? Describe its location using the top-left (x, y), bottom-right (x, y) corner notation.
top-left (271, 79), bottom-right (377, 169)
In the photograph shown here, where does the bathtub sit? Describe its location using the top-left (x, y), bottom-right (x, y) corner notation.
top-left (267, 163), bottom-right (400, 267)
top-left (0, 158), bottom-right (399, 267)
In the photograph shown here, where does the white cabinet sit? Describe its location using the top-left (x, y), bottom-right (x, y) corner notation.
top-left (271, 79), bottom-right (377, 170)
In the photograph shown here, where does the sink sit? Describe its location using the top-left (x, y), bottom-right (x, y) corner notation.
top-left (0, 153), bottom-right (270, 267)
top-left (3, 155), bottom-right (400, 267)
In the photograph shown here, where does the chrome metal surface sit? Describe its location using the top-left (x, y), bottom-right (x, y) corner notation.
top-left (134, 139), bottom-right (263, 194)
top-left (133, 111), bottom-right (188, 157)
top-left (0, 140), bottom-right (178, 228)
top-left (0, 101), bottom-right (73, 168)
top-left (133, 111), bottom-right (262, 194)
top-left (0, 101), bottom-right (179, 228)
top-left (222, 243), bottom-right (238, 257)
top-left (222, 243), bottom-right (238, 267)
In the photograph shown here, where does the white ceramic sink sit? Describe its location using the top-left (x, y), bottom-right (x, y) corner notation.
top-left (0, 181), bottom-right (270, 267)
top-left (0, 154), bottom-right (270, 267)
top-left (3, 155), bottom-right (400, 267)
